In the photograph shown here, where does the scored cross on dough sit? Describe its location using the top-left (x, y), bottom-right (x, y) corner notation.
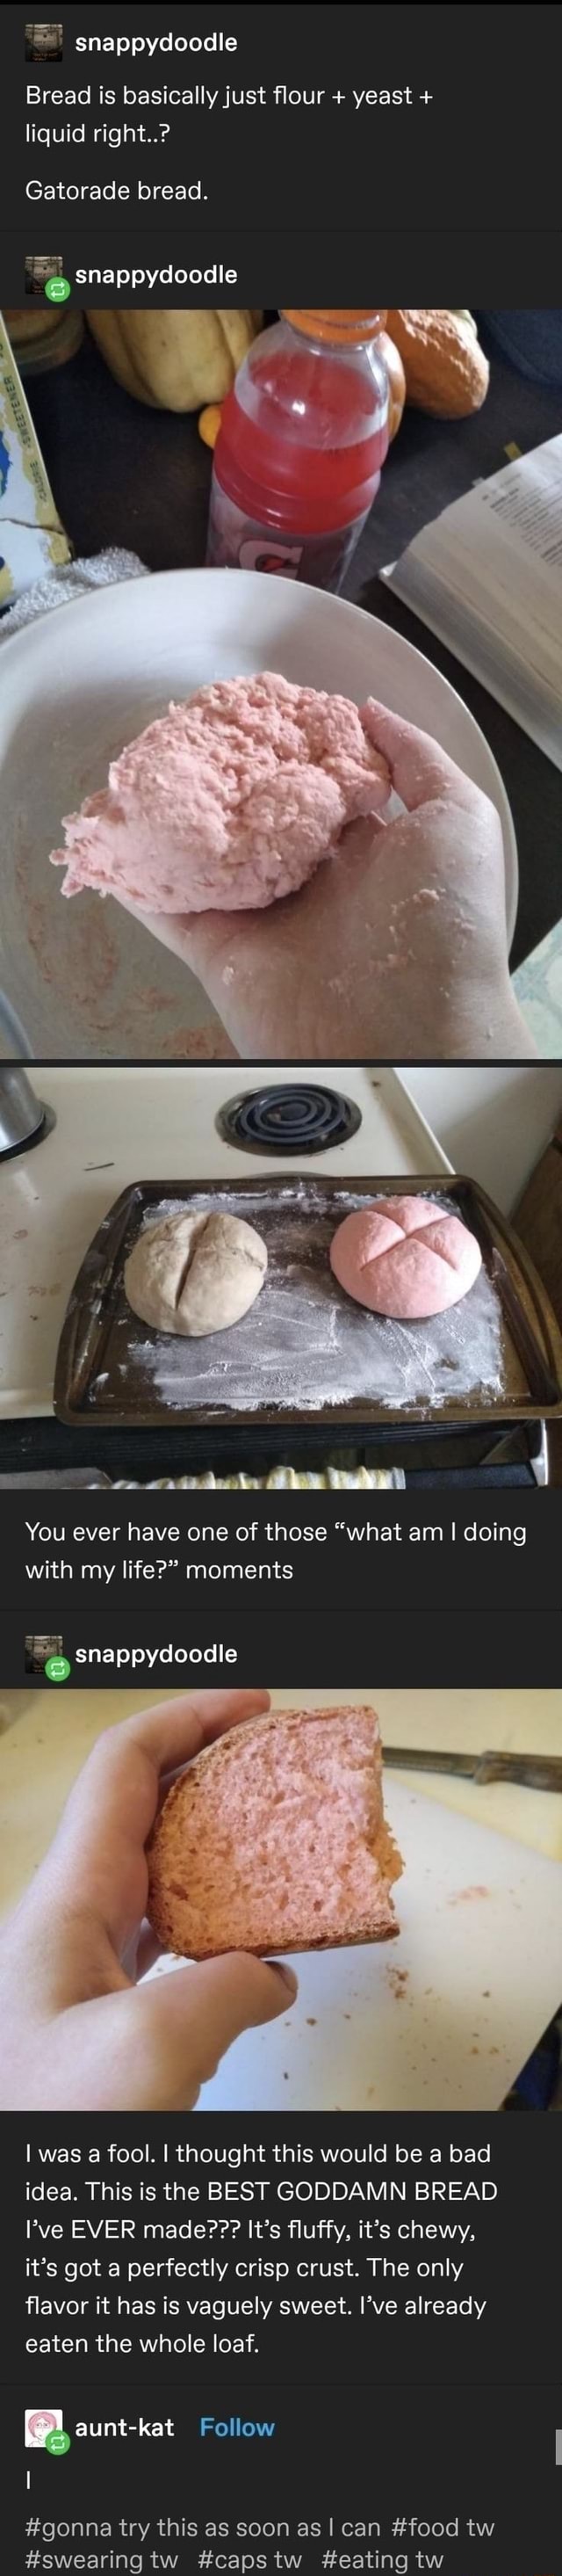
top-left (330, 1196), bottom-right (482, 1321)
top-left (124, 1208), bottom-right (267, 1338)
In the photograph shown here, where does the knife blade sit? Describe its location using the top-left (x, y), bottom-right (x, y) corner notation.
top-left (383, 1748), bottom-right (562, 1792)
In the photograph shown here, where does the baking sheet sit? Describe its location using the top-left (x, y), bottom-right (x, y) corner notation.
top-left (162, 1776), bottom-right (562, 2113)
top-left (54, 1174), bottom-right (562, 1429)
top-left (0, 1063), bottom-right (448, 1421)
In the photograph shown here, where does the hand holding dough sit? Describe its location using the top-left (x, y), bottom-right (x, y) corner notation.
top-left (330, 1196), bottom-right (481, 1321)
top-left (124, 1209), bottom-right (267, 1338)
top-left (50, 672), bottom-right (390, 911)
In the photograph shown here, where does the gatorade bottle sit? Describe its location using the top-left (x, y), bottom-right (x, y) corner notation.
top-left (206, 309), bottom-right (390, 593)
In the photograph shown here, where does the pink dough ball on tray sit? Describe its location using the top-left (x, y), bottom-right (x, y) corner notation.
top-left (330, 1196), bottom-right (482, 1321)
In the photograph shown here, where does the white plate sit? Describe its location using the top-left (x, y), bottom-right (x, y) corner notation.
top-left (161, 1776), bottom-right (560, 2114)
top-left (0, 569), bottom-right (518, 1059)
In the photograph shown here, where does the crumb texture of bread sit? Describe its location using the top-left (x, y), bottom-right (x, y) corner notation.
top-left (148, 1702), bottom-right (402, 1959)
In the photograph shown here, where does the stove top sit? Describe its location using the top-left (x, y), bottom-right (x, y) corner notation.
top-left (215, 1083), bottom-right (363, 1155)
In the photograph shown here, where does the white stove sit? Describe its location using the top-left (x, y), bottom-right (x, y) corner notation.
top-left (0, 1063), bottom-right (449, 1419)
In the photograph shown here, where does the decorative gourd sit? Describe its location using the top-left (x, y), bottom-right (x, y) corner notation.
top-left (85, 308), bottom-right (263, 411)
top-left (385, 309), bottom-right (489, 417)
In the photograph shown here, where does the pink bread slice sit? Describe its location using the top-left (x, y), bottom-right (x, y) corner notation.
top-left (147, 1702), bottom-right (402, 1959)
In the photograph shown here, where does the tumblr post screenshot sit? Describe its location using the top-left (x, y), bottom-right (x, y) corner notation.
top-left (0, 9), bottom-right (561, 2574)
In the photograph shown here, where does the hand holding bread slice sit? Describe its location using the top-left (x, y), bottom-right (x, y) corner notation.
top-left (148, 1702), bottom-right (402, 1961)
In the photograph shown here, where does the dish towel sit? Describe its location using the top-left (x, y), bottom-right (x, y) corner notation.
top-left (0, 547), bottom-right (148, 642)
top-left (113, 1468), bottom-right (405, 1491)
top-left (513, 918), bottom-right (562, 1056)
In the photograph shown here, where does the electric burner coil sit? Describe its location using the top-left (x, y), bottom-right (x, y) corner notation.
top-left (216, 1084), bottom-right (362, 1155)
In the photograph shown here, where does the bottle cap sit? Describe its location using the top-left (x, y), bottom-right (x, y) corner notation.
top-left (282, 309), bottom-right (386, 345)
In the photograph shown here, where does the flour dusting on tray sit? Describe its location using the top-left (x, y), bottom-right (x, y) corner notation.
top-left (87, 1183), bottom-right (506, 1421)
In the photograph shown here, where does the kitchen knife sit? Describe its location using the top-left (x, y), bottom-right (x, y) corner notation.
top-left (383, 1748), bottom-right (562, 1792)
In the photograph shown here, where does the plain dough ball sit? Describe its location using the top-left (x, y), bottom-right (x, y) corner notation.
top-left (124, 1209), bottom-right (267, 1338)
top-left (330, 1195), bottom-right (481, 1321)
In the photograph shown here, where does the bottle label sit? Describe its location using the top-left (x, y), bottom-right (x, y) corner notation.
top-left (239, 537), bottom-right (304, 576)
top-left (206, 477), bottom-right (372, 592)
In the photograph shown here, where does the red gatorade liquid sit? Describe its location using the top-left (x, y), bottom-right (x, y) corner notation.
top-left (206, 308), bottom-right (390, 592)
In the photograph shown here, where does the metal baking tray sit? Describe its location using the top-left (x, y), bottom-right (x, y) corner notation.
top-left (54, 1175), bottom-right (562, 1431)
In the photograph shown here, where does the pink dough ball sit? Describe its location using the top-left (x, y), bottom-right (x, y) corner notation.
top-left (50, 671), bottom-right (391, 912)
top-left (330, 1196), bottom-right (482, 1321)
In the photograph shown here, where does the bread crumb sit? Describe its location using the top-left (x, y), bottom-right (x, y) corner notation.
top-left (447, 1884), bottom-right (490, 1905)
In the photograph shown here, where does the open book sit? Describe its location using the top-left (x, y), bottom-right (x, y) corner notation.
top-left (381, 435), bottom-right (562, 771)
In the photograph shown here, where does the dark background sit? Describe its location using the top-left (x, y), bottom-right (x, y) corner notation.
top-left (8, 1607), bottom-right (562, 1687)
top-left (7, 2376), bottom-right (562, 2575)
top-left (4, 232), bottom-right (562, 304)
top-left (5, 2112), bottom-right (561, 2389)
top-left (3, 4), bottom-right (561, 246)
top-left (6, 1487), bottom-right (562, 1684)
top-left (6, 1488), bottom-right (561, 1681)
top-left (14, 1491), bottom-right (562, 1609)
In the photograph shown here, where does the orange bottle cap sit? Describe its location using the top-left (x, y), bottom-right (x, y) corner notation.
top-left (282, 308), bottom-right (387, 345)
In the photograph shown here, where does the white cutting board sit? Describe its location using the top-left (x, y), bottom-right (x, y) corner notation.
top-left (183, 1779), bottom-right (562, 2112)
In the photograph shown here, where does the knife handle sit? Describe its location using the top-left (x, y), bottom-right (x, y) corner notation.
top-left (475, 1752), bottom-right (562, 1791)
